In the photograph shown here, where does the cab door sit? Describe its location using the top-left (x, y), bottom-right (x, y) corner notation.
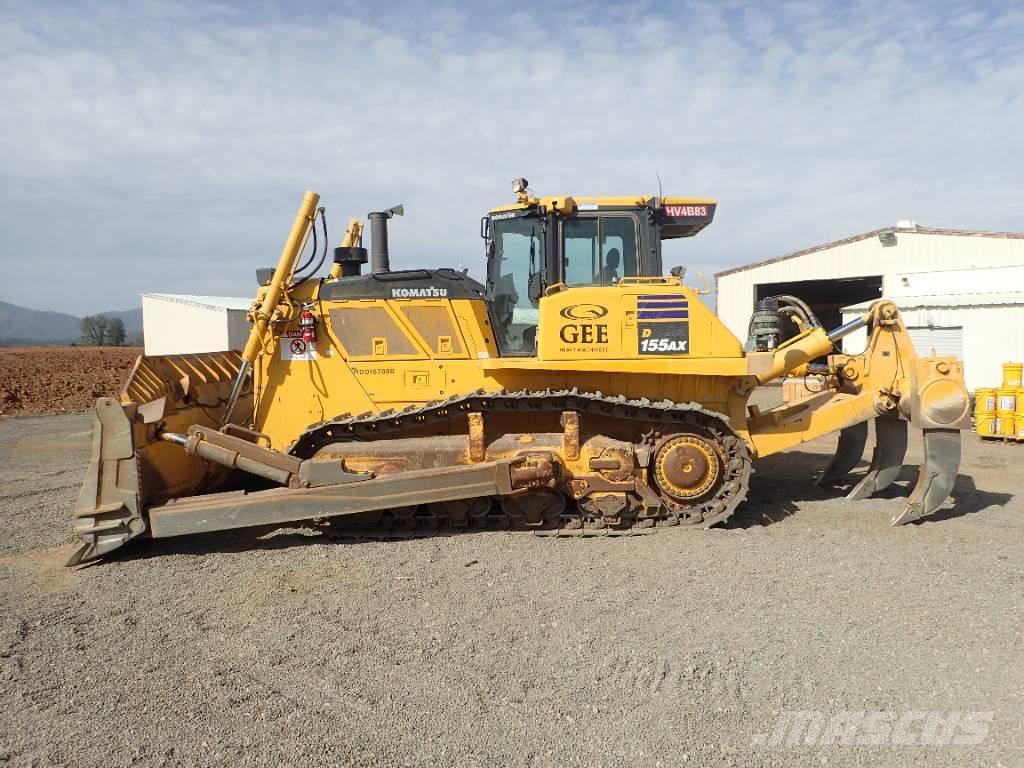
top-left (485, 214), bottom-right (546, 357)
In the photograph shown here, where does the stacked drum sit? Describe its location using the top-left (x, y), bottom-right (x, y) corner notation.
top-left (1010, 362), bottom-right (1024, 440)
top-left (978, 362), bottom-right (1024, 440)
top-left (975, 387), bottom-right (997, 437)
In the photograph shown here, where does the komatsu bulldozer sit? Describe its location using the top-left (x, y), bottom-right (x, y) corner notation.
top-left (69, 180), bottom-right (971, 564)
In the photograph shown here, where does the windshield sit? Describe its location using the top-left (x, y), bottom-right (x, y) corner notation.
top-left (486, 216), bottom-right (542, 356)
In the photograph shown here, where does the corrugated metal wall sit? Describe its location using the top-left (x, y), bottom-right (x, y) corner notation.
top-left (225, 309), bottom-right (252, 351)
top-left (889, 265), bottom-right (1024, 297)
top-left (716, 231), bottom-right (1024, 340)
top-left (842, 301), bottom-right (1024, 391)
top-left (964, 304), bottom-right (1024, 389)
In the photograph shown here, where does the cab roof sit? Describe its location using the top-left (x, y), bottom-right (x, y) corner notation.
top-left (488, 195), bottom-right (718, 239)
top-left (488, 195), bottom-right (716, 213)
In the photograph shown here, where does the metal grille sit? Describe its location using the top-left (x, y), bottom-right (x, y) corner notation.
top-left (328, 307), bottom-right (419, 356)
top-left (398, 305), bottom-right (464, 355)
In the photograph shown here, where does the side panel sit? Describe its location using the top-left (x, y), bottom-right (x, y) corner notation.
top-left (537, 284), bottom-right (744, 360)
top-left (253, 304), bottom-right (378, 449)
top-left (254, 297), bottom-right (496, 449)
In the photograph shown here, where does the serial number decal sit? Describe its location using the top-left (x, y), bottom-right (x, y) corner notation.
top-left (638, 321), bottom-right (689, 355)
top-left (351, 367), bottom-right (396, 375)
top-left (663, 205), bottom-right (708, 218)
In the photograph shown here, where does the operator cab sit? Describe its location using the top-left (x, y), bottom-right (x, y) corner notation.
top-left (483, 178), bottom-right (716, 356)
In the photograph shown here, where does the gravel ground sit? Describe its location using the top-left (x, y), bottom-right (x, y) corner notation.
top-left (1, 409), bottom-right (1021, 767)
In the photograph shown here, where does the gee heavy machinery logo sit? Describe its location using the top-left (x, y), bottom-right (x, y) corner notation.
top-left (559, 303), bottom-right (608, 320)
top-left (558, 303), bottom-right (609, 348)
top-left (637, 295), bottom-right (689, 355)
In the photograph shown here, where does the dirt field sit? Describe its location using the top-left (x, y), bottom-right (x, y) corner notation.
top-left (0, 347), bottom-right (141, 415)
top-left (1, 410), bottom-right (1022, 767)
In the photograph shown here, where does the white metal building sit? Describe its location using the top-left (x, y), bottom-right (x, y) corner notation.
top-left (715, 224), bottom-right (1024, 391)
top-left (142, 294), bottom-right (252, 356)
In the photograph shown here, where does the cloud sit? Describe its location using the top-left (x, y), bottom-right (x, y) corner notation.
top-left (0, 0), bottom-right (1021, 314)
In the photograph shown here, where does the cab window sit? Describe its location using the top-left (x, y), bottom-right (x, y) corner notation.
top-left (563, 215), bottom-right (638, 286)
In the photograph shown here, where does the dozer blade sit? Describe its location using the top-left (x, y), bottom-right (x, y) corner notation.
top-left (69, 351), bottom-right (252, 565)
top-left (67, 398), bottom-right (146, 566)
top-left (890, 428), bottom-right (961, 526)
top-left (846, 417), bottom-right (908, 500)
top-left (816, 421), bottom-right (868, 486)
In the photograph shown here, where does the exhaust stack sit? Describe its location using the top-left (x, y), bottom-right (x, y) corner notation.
top-left (369, 204), bottom-right (404, 273)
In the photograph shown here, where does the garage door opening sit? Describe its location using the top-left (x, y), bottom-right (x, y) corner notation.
top-left (907, 326), bottom-right (963, 358)
top-left (755, 276), bottom-right (883, 332)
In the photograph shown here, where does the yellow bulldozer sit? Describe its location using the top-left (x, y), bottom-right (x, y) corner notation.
top-left (69, 181), bottom-right (971, 564)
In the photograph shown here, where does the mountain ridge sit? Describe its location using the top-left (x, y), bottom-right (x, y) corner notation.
top-left (0, 301), bottom-right (143, 343)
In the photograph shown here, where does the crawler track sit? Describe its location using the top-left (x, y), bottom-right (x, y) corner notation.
top-left (291, 389), bottom-right (753, 536)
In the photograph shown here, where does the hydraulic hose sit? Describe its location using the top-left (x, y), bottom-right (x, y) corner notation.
top-left (292, 208), bottom-right (320, 276)
top-left (293, 209), bottom-right (328, 289)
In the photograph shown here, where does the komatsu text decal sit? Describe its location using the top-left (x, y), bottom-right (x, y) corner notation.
top-left (391, 287), bottom-right (449, 298)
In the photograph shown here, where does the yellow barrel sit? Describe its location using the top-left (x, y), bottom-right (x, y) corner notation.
top-left (976, 413), bottom-right (997, 437)
top-left (997, 386), bottom-right (1017, 413)
top-left (1016, 414), bottom-right (1024, 440)
top-left (997, 385), bottom-right (1016, 436)
top-left (974, 388), bottom-right (997, 415)
top-left (1018, 387), bottom-right (1024, 416)
top-left (997, 414), bottom-right (1016, 436)
top-left (1003, 361), bottom-right (1024, 387)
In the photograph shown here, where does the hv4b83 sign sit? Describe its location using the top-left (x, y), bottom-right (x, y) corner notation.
top-left (281, 330), bottom-right (316, 360)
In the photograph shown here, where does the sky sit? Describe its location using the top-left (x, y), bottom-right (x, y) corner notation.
top-left (1, 0), bottom-right (1022, 315)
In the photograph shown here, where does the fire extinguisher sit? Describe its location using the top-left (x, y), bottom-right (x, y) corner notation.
top-left (299, 304), bottom-right (317, 344)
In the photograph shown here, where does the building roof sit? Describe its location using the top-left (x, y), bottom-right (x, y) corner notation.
top-left (843, 292), bottom-right (1024, 312)
top-left (143, 293), bottom-right (252, 311)
top-left (715, 225), bottom-right (1024, 279)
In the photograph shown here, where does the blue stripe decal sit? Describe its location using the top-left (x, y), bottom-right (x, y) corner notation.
top-left (638, 300), bottom-right (688, 309)
top-left (638, 310), bottom-right (689, 320)
top-left (638, 295), bottom-right (687, 301)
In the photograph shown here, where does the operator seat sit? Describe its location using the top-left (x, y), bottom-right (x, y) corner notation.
top-left (599, 248), bottom-right (620, 285)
